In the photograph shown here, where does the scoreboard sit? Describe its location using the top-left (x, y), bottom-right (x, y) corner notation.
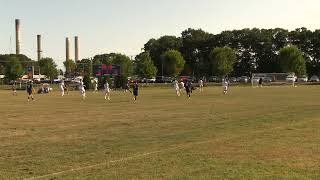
top-left (93, 64), bottom-right (120, 77)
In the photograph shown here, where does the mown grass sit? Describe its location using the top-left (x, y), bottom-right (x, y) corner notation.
top-left (0, 85), bottom-right (320, 179)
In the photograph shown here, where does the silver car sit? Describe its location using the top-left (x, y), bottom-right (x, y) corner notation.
top-left (310, 75), bottom-right (319, 82)
top-left (298, 75), bottom-right (308, 82)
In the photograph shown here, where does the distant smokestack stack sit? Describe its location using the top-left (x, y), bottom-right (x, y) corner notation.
top-left (15, 19), bottom-right (20, 55)
top-left (37, 35), bottom-right (42, 61)
top-left (66, 37), bottom-right (70, 61)
top-left (75, 36), bottom-right (79, 62)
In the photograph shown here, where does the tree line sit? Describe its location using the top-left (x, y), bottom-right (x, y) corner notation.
top-left (0, 27), bottom-right (318, 83)
top-left (144, 27), bottom-right (316, 77)
top-left (0, 54), bottom-right (61, 81)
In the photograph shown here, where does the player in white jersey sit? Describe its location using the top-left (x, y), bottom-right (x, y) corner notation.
top-left (79, 79), bottom-right (86, 100)
top-left (12, 82), bottom-right (17, 96)
top-left (93, 79), bottom-right (98, 93)
top-left (180, 81), bottom-right (185, 92)
top-left (59, 80), bottom-right (65, 96)
top-left (173, 80), bottom-right (180, 96)
top-left (222, 78), bottom-right (229, 95)
top-left (199, 79), bottom-right (204, 92)
top-left (104, 81), bottom-right (111, 101)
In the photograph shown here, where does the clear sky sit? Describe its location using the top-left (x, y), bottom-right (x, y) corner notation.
top-left (1, 0), bottom-right (319, 68)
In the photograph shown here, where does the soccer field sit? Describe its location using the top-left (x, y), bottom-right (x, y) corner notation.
top-left (1, 86), bottom-right (320, 179)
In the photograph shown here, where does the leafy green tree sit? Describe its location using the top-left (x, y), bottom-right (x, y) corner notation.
top-left (109, 53), bottom-right (133, 77)
top-left (144, 36), bottom-right (182, 75)
top-left (38, 58), bottom-right (59, 79)
top-left (135, 52), bottom-right (157, 78)
top-left (76, 59), bottom-right (92, 76)
top-left (180, 28), bottom-right (212, 76)
top-left (0, 64), bottom-right (5, 74)
top-left (5, 56), bottom-right (24, 80)
top-left (279, 45), bottom-right (306, 76)
top-left (83, 75), bottom-right (92, 90)
top-left (0, 54), bottom-right (34, 75)
top-left (89, 27), bottom-right (320, 77)
top-left (161, 50), bottom-right (185, 77)
top-left (308, 29), bottom-right (320, 75)
top-left (59, 69), bottom-right (64, 75)
top-left (210, 46), bottom-right (236, 76)
top-left (63, 60), bottom-right (76, 78)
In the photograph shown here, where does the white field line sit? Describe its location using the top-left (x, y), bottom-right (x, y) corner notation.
top-left (24, 116), bottom-right (319, 180)
top-left (24, 139), bottom-right (214, 180)
top-left (25, 150), bottom-right (163, 180)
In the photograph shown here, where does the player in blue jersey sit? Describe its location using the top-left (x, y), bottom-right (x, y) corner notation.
top-left (26, 80), bottom-right (35, 101)
top-left (133, 81), bottom-right (138, 102)
top-left (184, 80), bottom-right (191, 99)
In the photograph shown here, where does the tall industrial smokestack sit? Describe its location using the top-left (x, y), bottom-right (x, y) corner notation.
top-left (66, 37), bottom-right (70, 61)
top-left (74, 36), bottom-right (79, 62)
top-left (37, 35), bottom-right (42, 61)
top-left (15, 19), bottom-right (20, 55)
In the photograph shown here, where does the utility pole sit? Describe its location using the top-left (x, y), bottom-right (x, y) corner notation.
top-left (161, 56), bottom-right (164, 77)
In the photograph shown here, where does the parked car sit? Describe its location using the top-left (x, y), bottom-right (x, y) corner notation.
top-left (208, 76), bottom-right (223, 82)
top-left (154, 76), bottom-right (173, 83)
top-left (72, 76), bottom-right (83, 84)
top-left (138, 77), bottom-right (146, 83)
top-left (53, 78), bottom-right (62, 83)
top-left (238, 76), bottom-right (249, 83)
top-left (147, 77), bottom-right (156, 83)
top-left (309, 75), bottom-right (320, 82)
top-left (208, 76), bottom-right (218, 82)
top-left (297, 75), bottom-right (308, 82)
top-left (155, 76), bottom-right (165, 83)
top-left (252, 76), bottom-right (263, 83)
top-left (286, 75), bottom-right (297, 82)
top-left (253, 76), bottom-right (272, 83)
top-left (263, 77), bottom-right (273, 82)
top-left (164, 77), bottom-right (173, 83)
top-left (230, 77), bottom-right (238, 83)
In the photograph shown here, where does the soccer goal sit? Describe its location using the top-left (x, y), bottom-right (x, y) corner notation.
top-left (251, 73), bottom-right (296, 87)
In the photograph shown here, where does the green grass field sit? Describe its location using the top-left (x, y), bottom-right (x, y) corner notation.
top-left (1, 86), bottom-right (320, 179)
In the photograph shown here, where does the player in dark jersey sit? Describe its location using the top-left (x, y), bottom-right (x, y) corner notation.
top-left (184, 80), bottom-right (191, 99)
top-left (26, 80), bottom-right (34, 101)
top-left (133, 81), bottom-right (138, 102)
top-left (123, 82), bottom-right (132, 93)
top-left (259, 78), bottom-right (263, 87)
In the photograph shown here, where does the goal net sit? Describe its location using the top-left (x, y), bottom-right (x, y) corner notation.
top-left (251, 73), bottom-right (296, 87)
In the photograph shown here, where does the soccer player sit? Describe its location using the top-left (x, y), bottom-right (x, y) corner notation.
top-left (64, 82), bottom-right (69, 95)
top-left (12, 82), bottom-right (17, 96)
top-left (222, 77), bottom-right (229, 95)
top-left (123, 82), bottom-right (132, 93)
top-left (79, 79), bottom-right (86, 100)
top-left (199, 79), bottom-right (204, 92)
top-left (173, 80), bottom-right (180, 96)
top-left (104, 80), bottom-right (111, 101)
top-left (59, 80), bottom-right (65, 96)
top-left (93, 79), bottom-right (98, 93)
top-left (259, 78), bottom-right (263, 88)
top-left (26, 80), bottom-right (35, 101)
top-left (184, 80), bottom-right (191, 99)
top-left (180, 81), bottom-right (185, 91)
top-left (133, 81), bottom-right (138, 102)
